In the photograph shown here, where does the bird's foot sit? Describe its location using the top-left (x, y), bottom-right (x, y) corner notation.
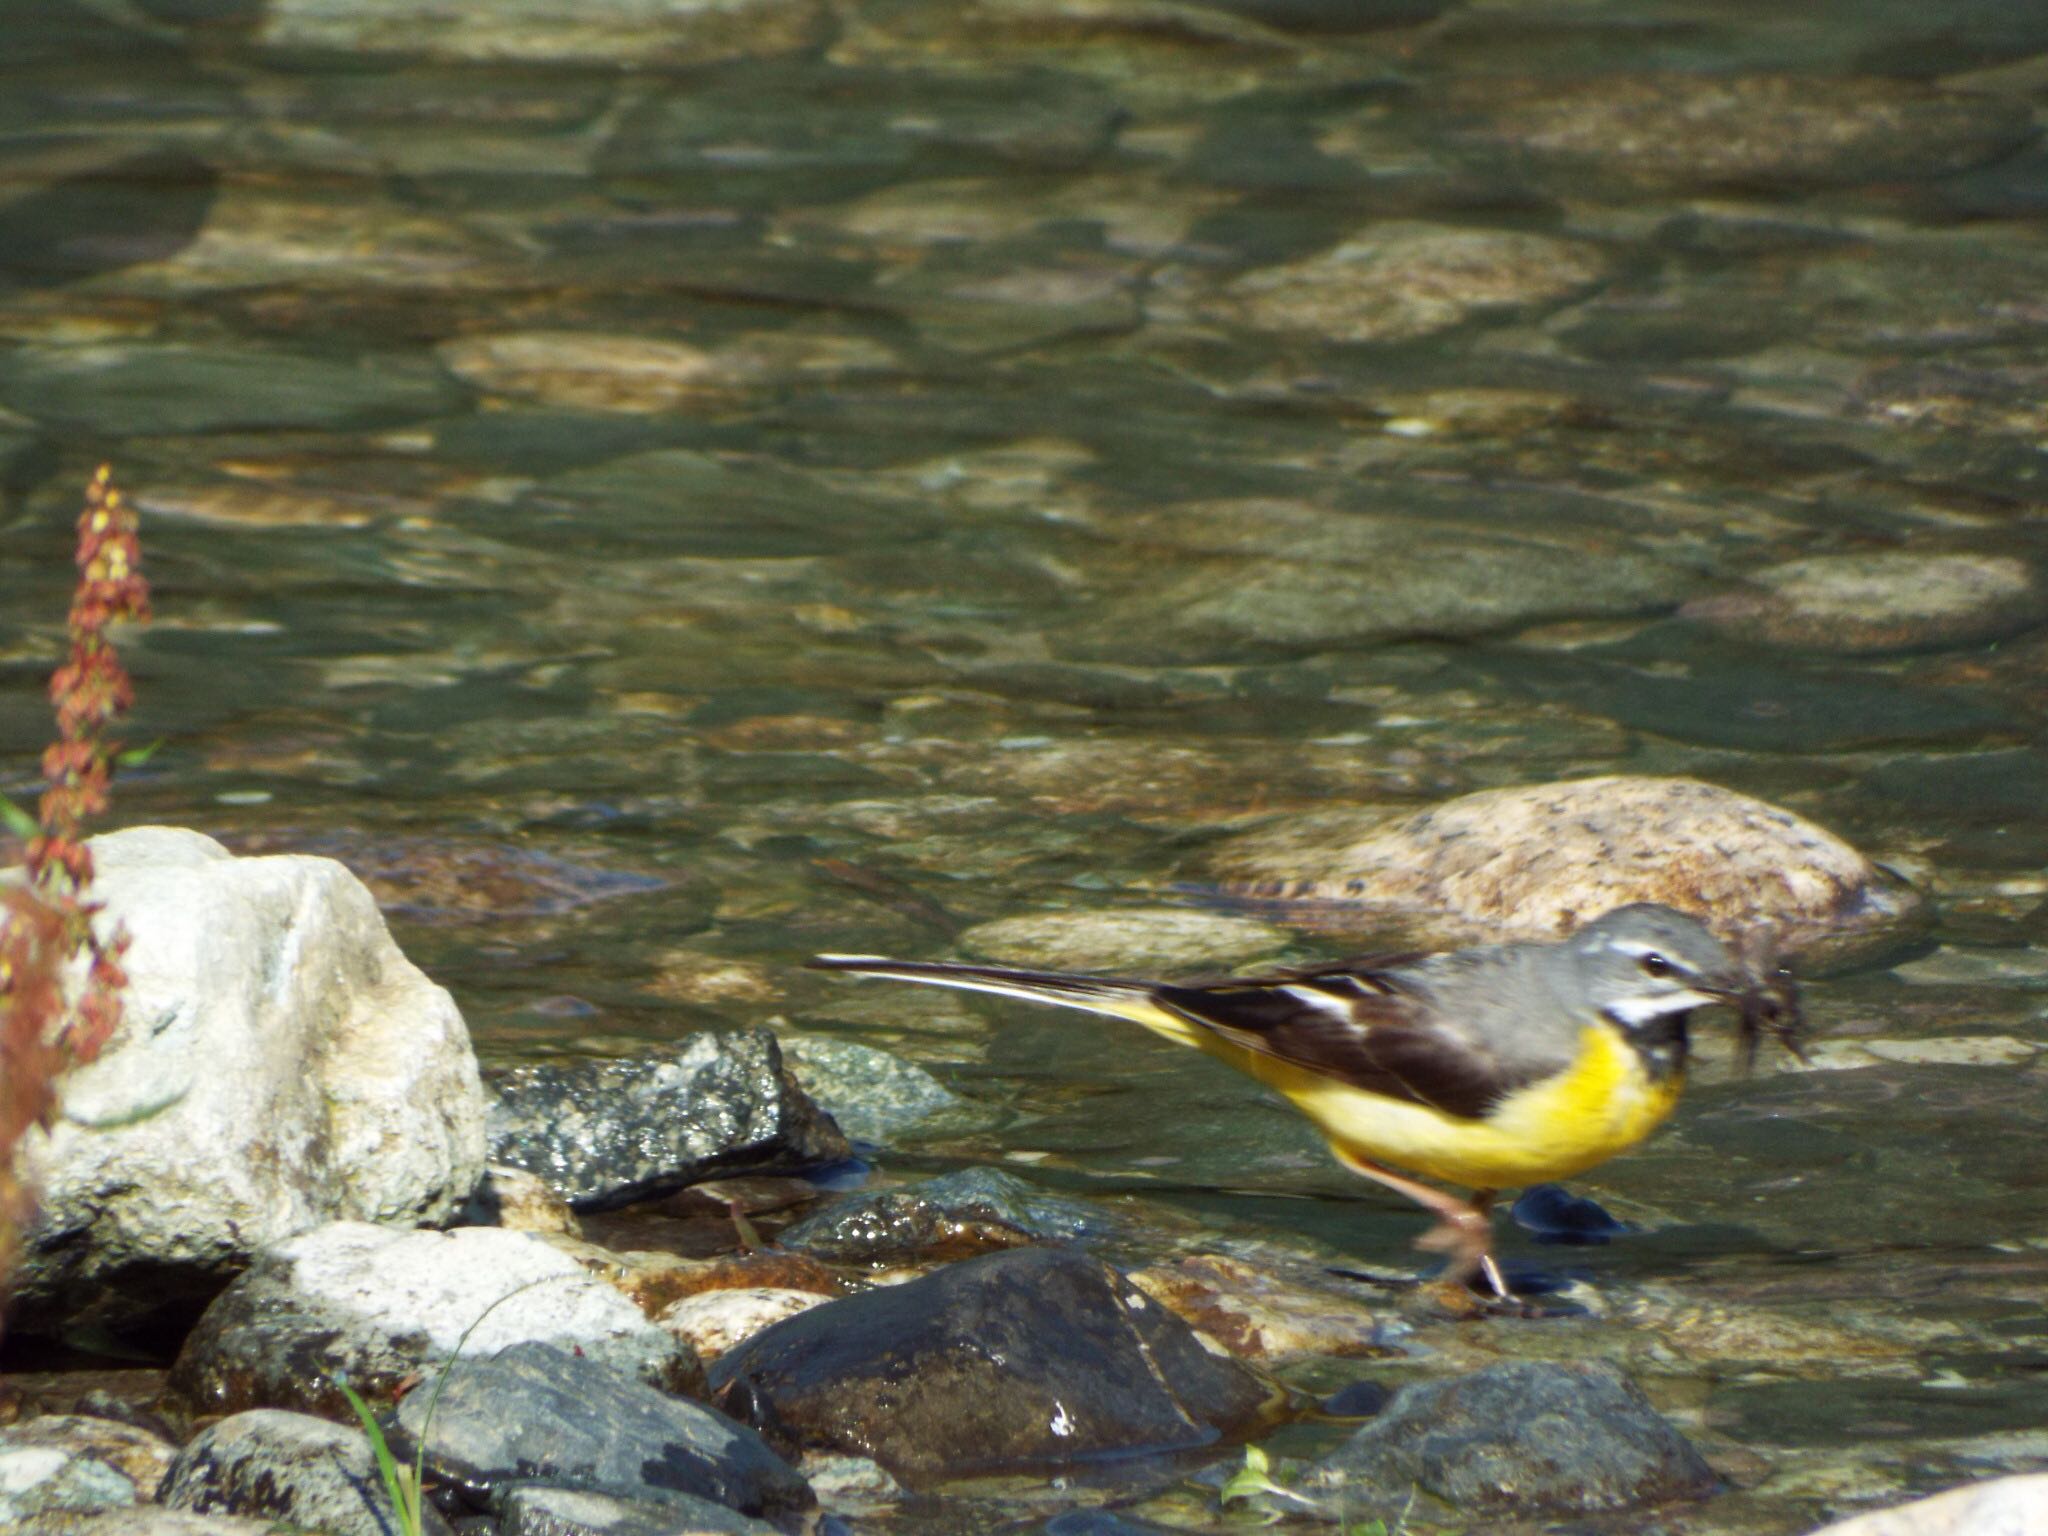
top-left (1413, 1209), bottom-right (1508, 1299)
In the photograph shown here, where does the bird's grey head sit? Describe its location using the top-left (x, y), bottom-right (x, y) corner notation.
top-left (1564, 903), bottom-right (1749, 1076)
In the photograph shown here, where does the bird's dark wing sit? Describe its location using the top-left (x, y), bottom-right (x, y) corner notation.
top-left (1151, 960), bottom-right (1542, 1121)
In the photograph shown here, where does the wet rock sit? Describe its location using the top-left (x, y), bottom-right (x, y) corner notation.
top-left (1211, 776), bottom-right (1922, 967)
top-left (437, 329), bottom-right (900, 415)
top-left (0, 344), bottom-right (467, 435)
top-left (1127, 1253), bottom-right (1391, 1361)
top-left (659, 1289), bottom-right (834, 1364)
top-left (708, 1245), bottom-right (1276, 1481)
top-left (391, 1341), bottom-right (812, 1525)
top-left (1443, 73), bottom-right (2036, 192)
top-left (11, 827), bottom-right (485, 1337)
top-left (526, 449), bottom-right (938, 559)
top-left (776, 1166), bottom-right (1105, 1267)
top-left (499, 1485), bottom-right (779, 1536)
top-left (456, 1165), bottom-right (584, 1237)
top-left (1808, 1473), bottom-right (2048, 1535)
top-left (0, 1416), bottom-right (175, 1523)
top-left (876, 244), bottom-right (1145, 354)
top-left (1683, 552), bottom-right (2047, 654)
top-left (262, 0), bottom-right (829, 66)
top-left (168, 1221), bottom-right (694, 1418)
top-left (1197, 223), bottom-right (1607, 344)
top-left (779, 1036), bottom-right (959, 1146)
top-left (1306, 1361), bottom-right (1715, 1515)
top-left (135, 478), bottom-right (382, 530)
top-left (956, 906), bottom-right (1289, 974)
top-left (485, 1029), bottom-right (850, 1212)
top-left (161, 1410), bottom-right (455, 1536)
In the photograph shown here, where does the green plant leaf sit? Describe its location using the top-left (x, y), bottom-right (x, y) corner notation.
top-left (338, 1377), bottom-right (423, 1536)
top-left (0, 795), bottom-right (38, 838)
top-left (114, 738), bottom-right (164, 768)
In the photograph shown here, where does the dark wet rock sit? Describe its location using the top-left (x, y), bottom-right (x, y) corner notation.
top-left (162, 1410), bottom-right (455, 1536)
top-left (1442, 72), bottom-right (2036, 192)
top-left (0, 343), bottom-right (467, 435)
top-left (485, 1029), bottom-right (850, 1212)
top-left (261, 0), bottom-right (830, 66)
top-left (1211, 775), bottom-right (1922, 968)
top-left (1683, 552), bottom-right (2048, 654)
top-left (10, 828), bottom-right (485, 1338)
top-left (1511, 1184), bottom-right (1628, 1245)
top-left (776, 1167), bottom-right (1108, 1266)
top-left (168, 1221), bottom-right (693, 1419)
top-left (499, 1485), bottom-right (779, 1536)
top-left (0, 1416), bottom-right (175, 1523)
top-left (779, 1036), bottom-right (960, 1146)
top-left (524, 449), bottom-right (939, 560)
top-left (1809, 1473), bottom-right (2048, 1536)
top-left (1193, 222), bottom-right (1606, 343)
top-left (1306, 1361), bottom-right (1715, 1515)
top-left (1792, 231), bottom-right (2048, 354)
top-left (390, 1341), bottom-right (812, 1525)
top-left (708, 1245), bottom-right (1276, 1481)
top-left (251, 833), bottom-right (674, 924)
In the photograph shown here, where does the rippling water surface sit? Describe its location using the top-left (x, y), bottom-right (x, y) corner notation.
top-left (3, 1), bottom-right (2047, 1528)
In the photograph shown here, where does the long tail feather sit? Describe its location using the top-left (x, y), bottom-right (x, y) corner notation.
top-left (807, 954), bottom-right (1155, 1016)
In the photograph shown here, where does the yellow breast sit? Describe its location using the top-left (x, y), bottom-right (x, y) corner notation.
top-left (1206, 1018), bottom-right (1683, 1192)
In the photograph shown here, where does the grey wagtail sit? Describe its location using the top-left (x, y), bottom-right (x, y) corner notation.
top-left (811, 903), bottom-right (1803, 1298)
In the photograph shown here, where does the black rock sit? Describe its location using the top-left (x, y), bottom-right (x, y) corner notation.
top-left (775, 1167), bottom-right (1106, 1266)
top-left (1511, 1184), bottom-right (1629, 1246)
top-left (390, 1341), bottom-right (812, 1525)
top-left (708, 1245), bottom-right (1277, 1483)
top-left (1307, 1361), bottom-right (1717, 1515)
top-left (486, 1030), bottom-right (851, 1211)
top-left (161, 1409), bottom-right (455, 1536)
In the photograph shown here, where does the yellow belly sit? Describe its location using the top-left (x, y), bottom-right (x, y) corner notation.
top-left (1132, 1004), bottom-right (1681, 1191)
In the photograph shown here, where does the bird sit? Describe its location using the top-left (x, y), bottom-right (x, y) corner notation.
top-left (810, 903), bottom-right (1800, 1299)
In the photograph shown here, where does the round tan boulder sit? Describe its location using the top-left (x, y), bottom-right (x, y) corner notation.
top-left (1209, 776), bottom-right (1921, 968)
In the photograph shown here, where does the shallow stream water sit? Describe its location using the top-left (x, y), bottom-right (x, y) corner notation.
top-left (3, 1), bottom-right (2047, 1531)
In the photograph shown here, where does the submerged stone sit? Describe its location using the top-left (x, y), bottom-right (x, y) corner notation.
top-left (957, 906), bottom-right (1290, 973)
top-left (1306, 1361), bottom-right (1715, 1514)
top-left (261, 0), bottom-right (830, 66)
top-left (708, 1245), bottom-right (1276, 1481)
top-left (1682, 552), bottom-right (2047, 654)
top-left (1210, 775), bottom-right (1921, 967)
top-left (0, 343), bottom-right (467, 434)
top-left (1197, 222), bottom-right (1607, 344)
top-left (498, 1485), bottom-right (779, 1536)
top-left (1442, 72), bottom-right (2036, 192)
top-left (486, 1030), bottom-right (849, 1211)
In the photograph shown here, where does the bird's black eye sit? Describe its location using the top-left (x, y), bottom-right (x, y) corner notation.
top-left (1640, 953), bottom-right (1673, 978)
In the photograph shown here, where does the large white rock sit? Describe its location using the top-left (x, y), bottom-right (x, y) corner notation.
top-left (1806, 1474), bottom-right (2048, 1536)
top-left (14, 827), bottom-right (486, 1334)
